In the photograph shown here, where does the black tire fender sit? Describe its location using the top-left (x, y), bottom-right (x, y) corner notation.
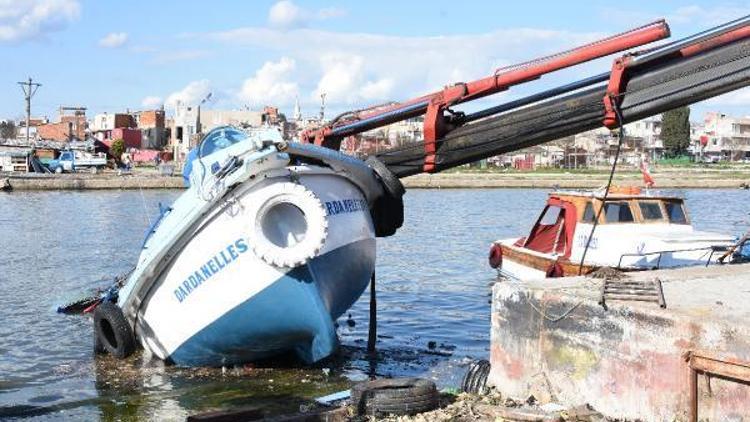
top-left (351, 377), bottom-right (438, 417)
top-left (365, 156), bottom-right (405, 198)
top-left (94, 301), bottom-right (135, 359)
top-left (365, 157), bottom-right (405, 237)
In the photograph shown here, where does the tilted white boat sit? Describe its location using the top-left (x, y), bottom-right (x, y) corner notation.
top-left (488, 187), bottom-right (736, 280)
top-left (92, 126), bottom-right (404, 366)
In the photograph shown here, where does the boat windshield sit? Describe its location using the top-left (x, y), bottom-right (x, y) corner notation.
top-left (199, 126), bottom-right (248, 157)
top-left (582, 202), bottom-right (595, 223)
top-left (639, 201), bottom-right (663, 220)
top-left (604, 202), bottom-right (634, 223)
top-left (665, 200), bottom-right (688, 224)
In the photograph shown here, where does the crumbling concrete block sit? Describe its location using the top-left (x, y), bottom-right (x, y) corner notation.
top-left (489, 264), bottom-right (750, 421)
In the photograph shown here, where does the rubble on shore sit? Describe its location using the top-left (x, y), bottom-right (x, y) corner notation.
top-left (354, 390), bottom-right (610, 422)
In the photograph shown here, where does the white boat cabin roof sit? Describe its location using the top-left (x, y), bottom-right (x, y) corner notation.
top-left (551, 187), bottom-right (683, 201)
top-left (541, 187), bottom-right (690, 225)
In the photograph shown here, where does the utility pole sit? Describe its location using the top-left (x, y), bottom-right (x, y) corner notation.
top-left (17, 77), bottom-right (41, 142)
top-left (196, 92), bottom-right (212, 137)
top-left (319, 93), bottom-right (326, 121)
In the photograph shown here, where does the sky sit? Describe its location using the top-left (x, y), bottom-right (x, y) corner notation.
top-left (1, 0), bottom-right (750, 123)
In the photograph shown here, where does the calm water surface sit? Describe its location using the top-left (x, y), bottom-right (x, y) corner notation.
top-left (0, 188), bottom-right (748, 420)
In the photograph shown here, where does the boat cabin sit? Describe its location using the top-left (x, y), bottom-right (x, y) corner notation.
top-left (520, 187), bottom-right (690, 259)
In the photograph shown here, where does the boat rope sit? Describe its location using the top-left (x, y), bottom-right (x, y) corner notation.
top-left (137, 176), bottom-right (153, 227)
top-left (577, 98), bottom-right (626, 275)
top-left (367, 271), bottom-right (377, 354)
top-left (525, 293), bottom-right (583, 323)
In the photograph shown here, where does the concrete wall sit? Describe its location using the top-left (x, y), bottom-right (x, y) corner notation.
top-left (1, 174), bottom-right (183, 190)
top-left (199, 110), bottom-right (263, 131)
top-left (489, 266), bottom-right (750, 421)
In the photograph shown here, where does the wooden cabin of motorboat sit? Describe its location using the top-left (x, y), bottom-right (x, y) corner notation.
top-left (489, 186), bottom-right (735, 280)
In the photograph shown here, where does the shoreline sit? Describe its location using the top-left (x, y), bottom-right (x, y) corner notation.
top-left (3, 170), bottom-right (750, 191)
top-left (401, 172), bottom-right (750, 189)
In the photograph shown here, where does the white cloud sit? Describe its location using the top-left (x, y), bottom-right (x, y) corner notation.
top-left (315, 54), bottom-right (364, 103)
top-left (268, 1), bottom-right (304, 29)
top-left (165, 80), bottom-right (212, 108)
top-left (0, 0), bottom-right (80, 43)
top-left (141, 96), bottom-right (163, 109)
top-left (361, 78), bottom-right (395, 100)
top-left (198, 26), bottom-right (600, 110)
top-left (267, 0), bottom-right (345, 29)
top-left (239, 57), bottom-right (298, 106)
top-left (98, 32), bottom-right (128, 48)
top-left (314, 54), bottom-right (394, 104)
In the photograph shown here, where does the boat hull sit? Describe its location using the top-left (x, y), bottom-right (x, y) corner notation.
top-left (496, 241), bottom-right (597, 280)
top-left (132, 172), bottom-right (376, 366)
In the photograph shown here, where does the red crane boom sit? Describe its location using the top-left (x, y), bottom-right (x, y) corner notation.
top-left (300, 20), bottom-right (670, 172)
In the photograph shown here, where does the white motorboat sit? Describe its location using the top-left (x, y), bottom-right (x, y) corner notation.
top-left (91, 126), bottom-right (403, 366)
top-left (488, 187), bottom-right (736, 280)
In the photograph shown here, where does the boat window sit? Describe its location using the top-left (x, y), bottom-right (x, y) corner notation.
top-left (665, 201), bottom-right (688, 224)
top-left (604, 202), bottom-right (634, 223)
top-left (639, 202), bottom-right (663, 220)
top-left (582, 202), bottom-right (595, 223)
top-left (539, 205), bottom-right (562, 225)
top-left (199, 127), bottom-right (247, 156)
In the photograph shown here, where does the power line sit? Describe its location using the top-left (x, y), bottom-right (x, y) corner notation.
top-left (17, 77), bottom-right (42, 142)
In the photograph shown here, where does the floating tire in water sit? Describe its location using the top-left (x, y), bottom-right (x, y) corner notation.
top-left (461, 359), bottom-right (491, 394)
top-left (94, 301), bottom-right (135, 359)
top-left (351, 378), bottom-right (438, 417)
top-left (246, 182), bottom-right (328, 268)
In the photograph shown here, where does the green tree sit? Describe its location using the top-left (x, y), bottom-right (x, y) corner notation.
top-left (0, 121), bottom-right (16, 139)
top-left (661, 106), bottom-right (691, 157)
top-left (110, 138), bottom-right (125, 161)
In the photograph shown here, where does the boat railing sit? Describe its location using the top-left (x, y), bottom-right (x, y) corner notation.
top-left (615, 245), bottom-right (730, 270)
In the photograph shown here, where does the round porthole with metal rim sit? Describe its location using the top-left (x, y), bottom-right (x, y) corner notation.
top-left (247, 182), bottom-right (328, 268)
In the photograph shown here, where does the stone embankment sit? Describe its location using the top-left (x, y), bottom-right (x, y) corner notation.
top-left (402, 171), bottom-right (750, 189)
top-left (1, 173), bottom-right (183, 190)
top-left (4, 168), bottom-right (750, 190)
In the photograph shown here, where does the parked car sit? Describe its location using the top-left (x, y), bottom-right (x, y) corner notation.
top-left (46, 150), bottom-right (107, 173)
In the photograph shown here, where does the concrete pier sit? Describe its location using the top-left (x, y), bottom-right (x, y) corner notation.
top-left (1, 173), bottom-right (183, 190)
top-left (489, 264), bottom-right (750, 421)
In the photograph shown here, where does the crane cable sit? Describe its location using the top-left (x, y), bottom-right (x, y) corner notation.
top-left (577, 97), bottom-right (626, 275)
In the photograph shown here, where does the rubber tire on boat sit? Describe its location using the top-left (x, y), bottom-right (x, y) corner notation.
top-left (461, 359), bottom-right (491, 394)
top-left (351, 378), bottom-right (438, 417)
top-left (365, 157), bottom-right (405, 238)
top-left (94, 301), bottom-right (135, 359)
top-left (365, 156), bottom-right (405, 199)
top-left (248, 182), bottom-right (328, 268)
